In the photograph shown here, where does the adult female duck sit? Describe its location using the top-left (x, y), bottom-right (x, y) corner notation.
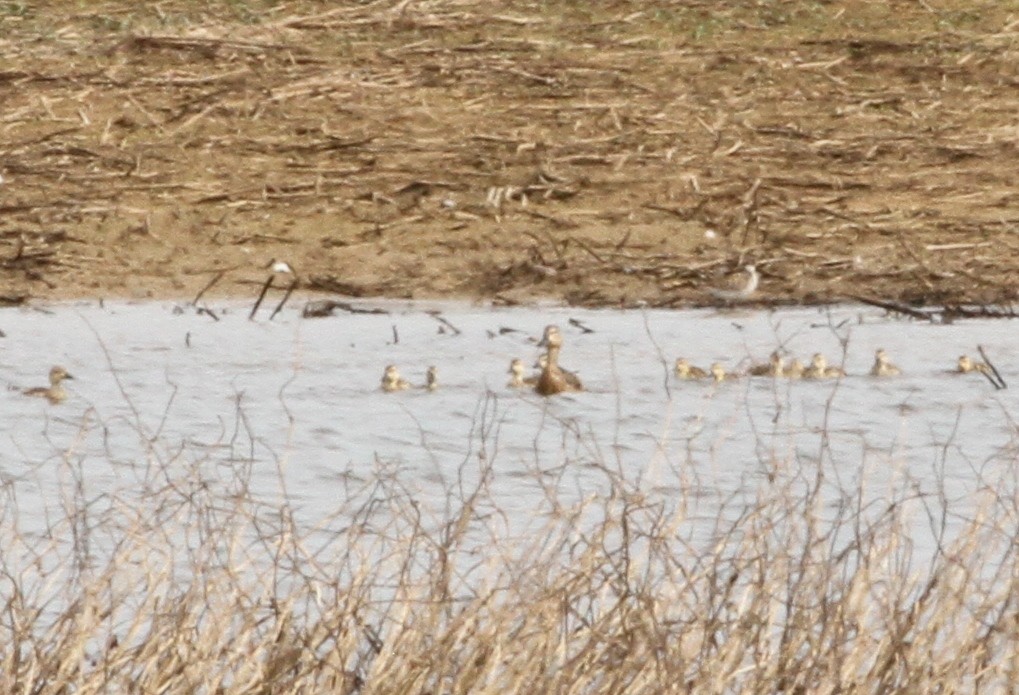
top-left (535, 325), bottom-right (584, 396)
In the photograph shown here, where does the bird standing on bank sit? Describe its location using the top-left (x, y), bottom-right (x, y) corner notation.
top-left (708, 264), bottom-right (759, 303)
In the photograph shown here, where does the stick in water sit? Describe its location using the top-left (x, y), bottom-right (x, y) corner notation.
top-left (249, 275), bottom-right (274, 320)
top-left (268, 276), bottom-right (297, 321)
top-left (977, 345), bottom-right (1007, 390)
top-left (193, 270), bottom-right (224, 306)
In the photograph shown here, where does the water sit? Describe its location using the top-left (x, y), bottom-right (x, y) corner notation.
top-left (1, 300), bottom-right (1017, 559)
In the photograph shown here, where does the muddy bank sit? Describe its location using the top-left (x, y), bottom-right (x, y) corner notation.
top-left (1, 1), bottom-right (1018, 308)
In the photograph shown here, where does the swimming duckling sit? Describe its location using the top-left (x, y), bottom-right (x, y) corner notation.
top-left (710, 363), bottom-right (735, 382)
top-left (381, 365), bottom-right (410, 392)
top-left (507, 358), bottom-right (539, 388)
top-left (424, 366), bottom-right (438, 391)
top-left (956, 355), bottom-right (989, 374)
top-left (785, 359), bottom-right (805, 379)
top-left (869, 348), bottom-right (900, 377)
top-left (535, 325), bottom-right (584, 396)
top-left (674, 358), bottom-right (708, 380)
top-left (23, 365), bottom-right (74, 404)
top-left (748, 350), bottom-right (784, 377)
top-left (804, 353), bottom-right (845, 379)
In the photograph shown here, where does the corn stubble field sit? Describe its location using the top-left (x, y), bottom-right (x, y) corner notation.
top-left (3, 0), bottom-right (1019, 691)
top-left (0, 0), bottom-right (1018, 305)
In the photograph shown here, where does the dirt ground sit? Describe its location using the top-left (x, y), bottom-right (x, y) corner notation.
top-left (2, 0), bottom-right (1018, 308)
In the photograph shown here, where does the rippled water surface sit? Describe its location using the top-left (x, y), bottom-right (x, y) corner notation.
top-left (3, 300), bottom-right (1018, 556)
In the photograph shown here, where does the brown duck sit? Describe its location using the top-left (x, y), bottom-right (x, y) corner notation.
top-left (535, 325), bottom-right (584, 396)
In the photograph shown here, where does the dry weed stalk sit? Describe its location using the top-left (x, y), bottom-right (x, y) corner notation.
top-left (0, 392), bottom-right (1017, 692)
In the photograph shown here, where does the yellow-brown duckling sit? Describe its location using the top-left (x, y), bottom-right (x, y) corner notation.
top-left (710, 363), bottom-right (736, 382)
top-left (23, 365), bottom-right (74, 404)
top-left (675, 358), bottom-right (708, 380)
top-left (381, 365), bottom-right (410, 392)
top-left (785, 359), bottom-right (805, 380)
top-left (804, 353), bottom-right (845, 379)
top-left (535, 325), bottom-right (584, 396)
top-left (869, 348), bottom-right (900, 377)
top-left (957, 355), bottom-right (989, 374)
top-left (507, 358), bottom-right (539, 388)
top-left (748, 350), bottom-right (784, 377)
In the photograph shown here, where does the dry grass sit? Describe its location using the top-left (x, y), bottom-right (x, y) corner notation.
top-left (2, 396), bottom-right (1018, 693)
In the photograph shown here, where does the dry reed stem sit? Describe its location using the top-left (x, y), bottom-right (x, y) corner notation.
top-left (0, 389), bottom-right (1017, 692)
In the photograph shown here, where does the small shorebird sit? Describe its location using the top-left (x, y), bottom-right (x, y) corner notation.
top-left (424, 366), bottom-right (438, 391)
top-left (268, 260), bottom-right (294, 276)
top-left (675, 358), bottom-right (708, 380)
top-left (508, 358), bottom-right (539, 388)
top-left (748, 350), bottom-right (784, 377)
top-left (381, 365), bottom-right (410, 392)
top-left (804, 353), bottom-right (845, 379)
top-left (535, 325), bottom-right (584, 396)
top-left (250, 259), bottom-right (298, 321)
top-left (709, 264), bottom-right (759, 303)
top-left (869, 348), bottom-right (900, 377)
top-left (24, 366), bottom-right (74, 404)
top-left (956, 355), bottom-right (989, 374)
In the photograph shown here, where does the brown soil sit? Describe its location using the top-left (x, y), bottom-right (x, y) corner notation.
top-left (2, 1), bottom-right (1018, 308)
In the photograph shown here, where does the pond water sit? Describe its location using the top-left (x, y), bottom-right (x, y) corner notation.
top-left (2, 299), bottom-right (1018, 562)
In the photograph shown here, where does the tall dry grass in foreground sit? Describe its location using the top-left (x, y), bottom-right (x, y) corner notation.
top-left (1, 403), bottom-right (1018, 694)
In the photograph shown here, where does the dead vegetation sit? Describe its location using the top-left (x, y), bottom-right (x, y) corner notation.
top-left (2, 397), bottom-right (1019, 692)
top-left (1, 1), bottom-right (1019, 307)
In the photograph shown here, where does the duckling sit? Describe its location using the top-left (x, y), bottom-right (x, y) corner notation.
top-left (508, 358), bottom-right (540, 388)
top-left (710, 363), bottom-right (734, 382)
top-left (23, 365), bottom-right (74, 404)
top-left (748, 350), bottom-right (784, 377)
top-left (785, 359), bottom-right (805, 379)
top-left (535, 325), bottom-right (584, 396)
top-left (424, 366), bottom-right (438, 391)
top-left (869, 348), bottom-right (900, 377)
top-left (381, 365), bottom-right (410, 392)
top-left (674, 358), bottom-right (708, 380)
top-left (804, 353), bottom-right (845, 379)
top-left (957, 355), bottom-right (989, 374)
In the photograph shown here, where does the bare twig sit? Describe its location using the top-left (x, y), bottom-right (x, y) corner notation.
top-left (192, 270), bottom-right (225, 306)
top-left (268, 277), bottom-right (298, 321)
top-left (977, 345), bottom-right (1007, 389)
